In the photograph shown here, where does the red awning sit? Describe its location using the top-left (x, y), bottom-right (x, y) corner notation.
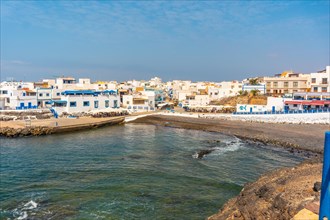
top-left (285, 100), bottom-right (329, 106)
top-left (310, 100), bottom-right (326, 106)
top-left (284, 101), bottom-right (303, 105)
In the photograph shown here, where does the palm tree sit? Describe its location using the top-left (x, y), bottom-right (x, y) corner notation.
top-left (250, 89), bottom-right (260, 96)
top-left (248, 78), bottom-right (259, 85)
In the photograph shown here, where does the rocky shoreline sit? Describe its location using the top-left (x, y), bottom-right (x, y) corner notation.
top-left (130, 114), bottom-right (327, 219)
top-left (208, 160), bottom-right (322, 220)
top-left (0, 126), bottom-right (54, 137)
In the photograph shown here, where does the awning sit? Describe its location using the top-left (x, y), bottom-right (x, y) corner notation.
top-left (62, 90), bottom-right (96, 95)
top-left (50, 100), bottom-right (67, 104)
top-left (284, 101), bottom-right (303, 105)
top-left (285, 100), bottom-right (329, 106)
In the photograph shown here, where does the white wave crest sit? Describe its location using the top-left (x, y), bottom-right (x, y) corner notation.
top-left (23, 200), bottom-right (38, 210)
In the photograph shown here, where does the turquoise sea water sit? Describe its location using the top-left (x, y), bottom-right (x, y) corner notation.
top-left (0, 124), bottom-right (304, 219)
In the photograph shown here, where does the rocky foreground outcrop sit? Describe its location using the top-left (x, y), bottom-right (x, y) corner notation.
top-left (0, 126), bottom-right (54, 137)
top-left (208, 160), bottom-right (322, 220)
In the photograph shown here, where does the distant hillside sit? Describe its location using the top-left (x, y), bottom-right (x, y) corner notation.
top-left (210, 95), bottom-right (268, 106)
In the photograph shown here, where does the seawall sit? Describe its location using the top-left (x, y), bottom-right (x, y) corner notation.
top-left (0, 117), bottom-right (125, 137)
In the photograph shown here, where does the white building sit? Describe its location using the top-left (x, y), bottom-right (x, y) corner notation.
top-left (214, 81), bottom-right (243, 98)
top-left (242, 84), bottom-right (266, 94)
top-left (52, 90), bottom-right (120, 115)
top-left (182, 94), bottom-right (210, 107)
top-left (0, 81), bottom-right (37, 110)
top-left (236, 97), bottom-right (292, 113)
top-left (122, 91), bottom-right (155, 112)
top-left (310, 66), bottom-right (330, 93)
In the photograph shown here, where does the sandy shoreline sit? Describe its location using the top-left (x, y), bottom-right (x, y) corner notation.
top-left (131, 114), bottom-right (329, 154)
top-left (129, 114), bottom-right (328, 219)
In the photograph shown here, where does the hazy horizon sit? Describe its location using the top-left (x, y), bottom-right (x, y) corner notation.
top-left (1, 1), bottom-right (329, 82)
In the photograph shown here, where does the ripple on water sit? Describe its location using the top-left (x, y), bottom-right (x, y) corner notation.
top-left (0, 124), bottom-right (304, 219)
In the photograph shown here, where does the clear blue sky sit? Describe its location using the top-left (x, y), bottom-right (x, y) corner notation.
top-left (1, 1), bottom-right (329, 82)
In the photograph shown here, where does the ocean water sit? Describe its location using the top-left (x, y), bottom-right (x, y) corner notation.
top-left (0, 124), bottom-right (304, 219)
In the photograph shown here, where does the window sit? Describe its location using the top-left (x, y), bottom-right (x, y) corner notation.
top-left (105, 100), bottom-right (109, 108)
top-left (322, 78), bottom-right (328, 84)
top-left (56, 93), bottom-right (60, 96)
top-left (322, 87), bottom-right (327, 92)
top-left (114, 100), bottom-right (118, 108)
top-left (1, 90), bottom-right (8, 94)
top-left (273, 82), bottom-right (278, 88)
top-left (70, 101), bottom-right (77, 107)
top-left (94, 101), bottom-right (99, 108)
top-left (293, 82), bottom-right (298, 87)
top-left (126, 101), bottom-right (130, 104)
top-left (266, 82), bottom-right (271, 87)
top-left (311, 78), bottom-right (316, 83)
top-left (22, 93), bottom-right (26, 96)
top-left (39, 93), bottom-right (43, 97)
top-left (313, 87), bottom-right (318, 92)
top-left (83, 101), bottom-right (90, 107)
top-left (46, 93), bottom-right (50, 97)
top-left (284, 82), bottom-right (288, 87)
top-left (293, 104), bottom-right (298, 107)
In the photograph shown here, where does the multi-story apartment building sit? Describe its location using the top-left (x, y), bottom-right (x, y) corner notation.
top-left (310, 66), bottom-right (330, 93)
top-left (122, 90), bottom-right (155, 112)
top-left (264, 71), bottom-right (310, 97)
top-left (209, 81), bottom-right (243, 99)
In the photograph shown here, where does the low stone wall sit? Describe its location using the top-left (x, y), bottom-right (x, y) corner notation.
top-left (62, 111), bottom-right (129, 118)
top-left (0, 117), bottom-right (125, 137)
top-left (0, 110), bottom-right (53, 121)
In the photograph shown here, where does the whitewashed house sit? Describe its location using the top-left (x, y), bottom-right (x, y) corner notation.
top-left (122, 91), bottom-right (155, 112)
top-left (52, 90), bottom-right (120, 115)
top-left (0, 81), bottom-right (37, 110)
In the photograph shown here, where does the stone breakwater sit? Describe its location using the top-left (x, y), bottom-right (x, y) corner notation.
top-left (0, 126), bottom-right (54, 137)
top-left (0, 117), bottom-right (125, 137)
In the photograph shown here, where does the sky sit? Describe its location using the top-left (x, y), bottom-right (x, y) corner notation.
top-left (1, 1), bottom-right (329, 82)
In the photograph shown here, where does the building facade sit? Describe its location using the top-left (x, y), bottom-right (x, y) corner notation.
top-left (264, 72), bottom-right (310, 97)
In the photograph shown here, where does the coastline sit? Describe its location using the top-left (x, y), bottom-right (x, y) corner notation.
top-left (129, 114), bottom-right (327, 219)
top-left (0, 116), bottom-right (125, 137)
top-left (1, 113), bottom-right (328, 218)
top-left (130, 114), bottom-right (328, 154)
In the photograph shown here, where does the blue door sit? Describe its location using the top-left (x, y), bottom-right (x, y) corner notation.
top-left (272, 106), bottom-right (275, 113)
top-left (20, 103), bottom-right (24, 108)
top-left (250, 107), bottom-right (253, 113)
top-left (28, 102), bottom-right (32, 108)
